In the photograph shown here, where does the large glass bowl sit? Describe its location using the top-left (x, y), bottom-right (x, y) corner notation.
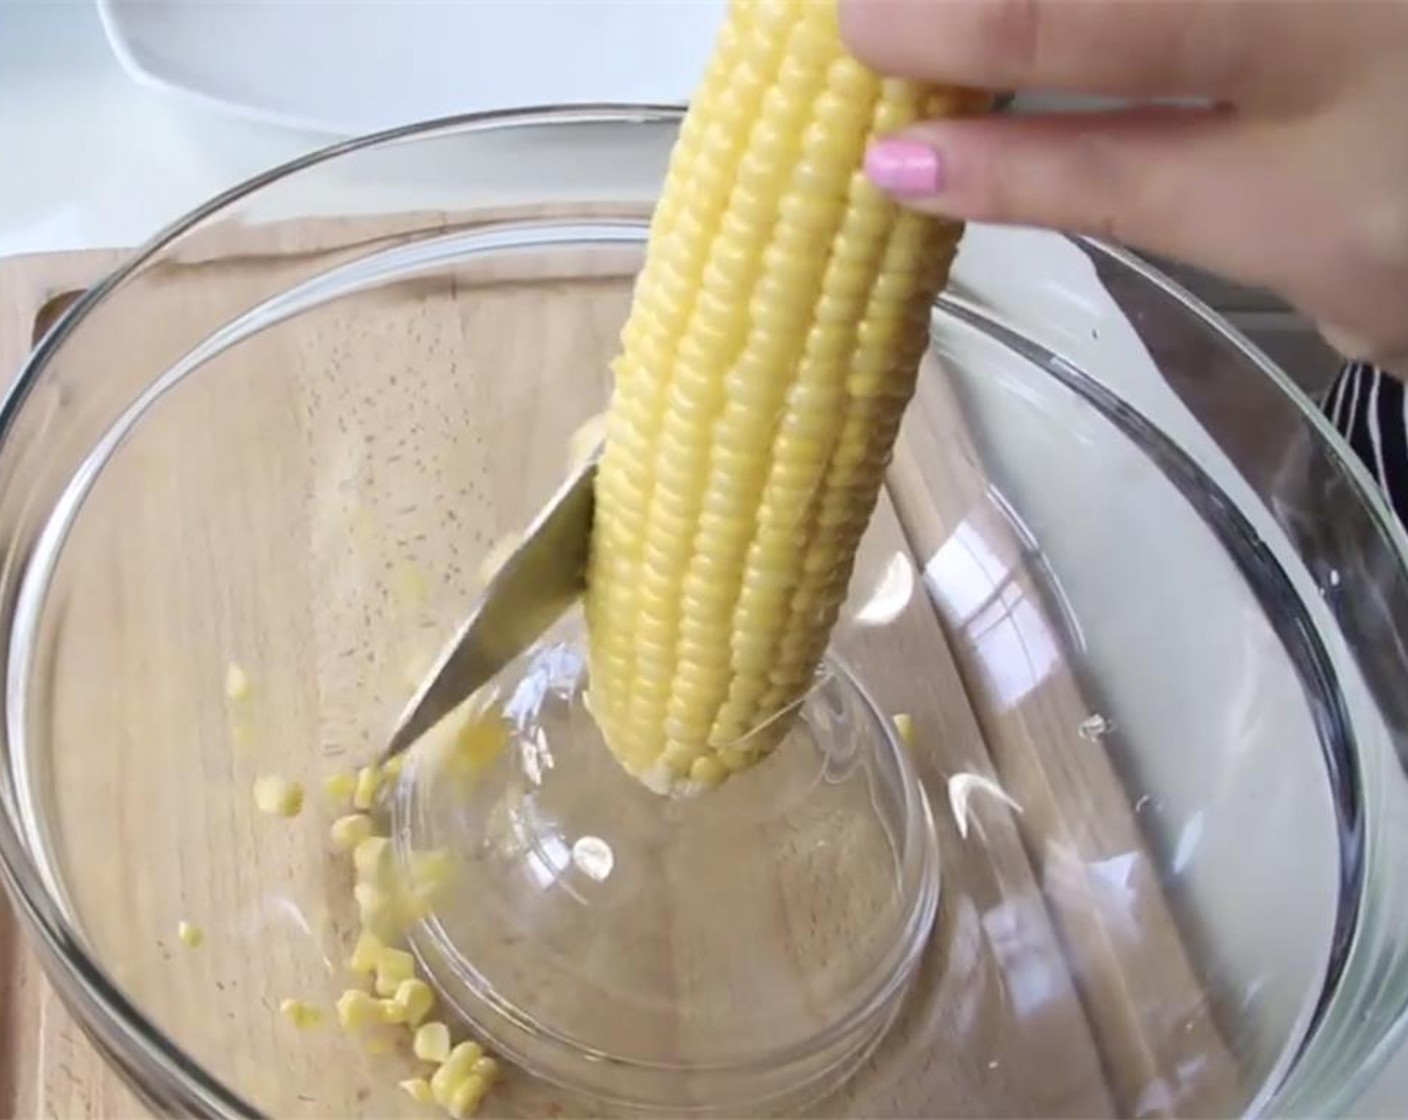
top-left (3, 107), bottom-right (1408, 1119)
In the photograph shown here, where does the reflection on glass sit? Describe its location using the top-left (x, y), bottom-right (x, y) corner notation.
top-left (923, 519), bottom-right (1007, 622)
top-left (851, 550), bottom-right (916, 626)
top-left (924, 520), bottom-right (1059, 709)
top-left (571, 835), bottom-right (614, 882)
top-left (524, 818), bottom-right (571, 892)
top-left (947, 771), bottom-right (1024, 841)
top-left (1078, 713), bottom-right (1115, 742)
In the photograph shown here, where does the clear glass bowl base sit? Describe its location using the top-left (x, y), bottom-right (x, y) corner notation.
top-left (392, 613), bottom-right (941, 1113)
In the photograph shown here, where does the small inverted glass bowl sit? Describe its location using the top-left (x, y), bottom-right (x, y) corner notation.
top-left (2, 107), bottom-right (1408, 1119)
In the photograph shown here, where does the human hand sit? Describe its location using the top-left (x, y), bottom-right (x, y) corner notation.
top-left (841, 0), bottom-right (1408, 369)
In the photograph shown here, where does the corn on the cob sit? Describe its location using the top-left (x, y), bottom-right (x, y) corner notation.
top-left (584, 0), bottom-right (982, 794)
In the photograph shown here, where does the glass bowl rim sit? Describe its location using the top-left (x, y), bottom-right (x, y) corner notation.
top-left (1, 101), bottom-right (1404, 1119)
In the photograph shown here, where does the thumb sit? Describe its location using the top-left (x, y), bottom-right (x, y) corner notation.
top-left (863, 107), bottom-right (1264, 284)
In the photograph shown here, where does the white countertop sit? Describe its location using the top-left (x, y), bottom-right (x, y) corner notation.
top-left (1, 3), bottom-right (1405, 1116)
top-left (0, 0), bottom-right (320, 260)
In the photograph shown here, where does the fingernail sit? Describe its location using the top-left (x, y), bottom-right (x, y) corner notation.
top-left (864, 138), bottom-right (943, 196)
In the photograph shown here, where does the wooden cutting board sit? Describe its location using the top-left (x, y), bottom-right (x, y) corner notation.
top-left (0, 233), bottom-right (1241, 1120)
top-left (0, 247), bottom-right (149, 1119)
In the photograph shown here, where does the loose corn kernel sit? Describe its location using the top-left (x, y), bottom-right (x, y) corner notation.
top-left (400, 1078), bottom-right (435, 1105)
top-left (410, 849), bottom-right (453, 888)
top-left (413, 1020), bottom-right (452, 1063)
top-left (893, 712), bottom-right (915, 748)
top-left (352, 765), bottom-right (381, 810)
top-left (253, 775), bottom-right (303, 818)
top-left (393, 978), bottom-right (436, 1027)
top-left (353, 836), bottom-right (392, 882)
top-left (397, 882), bottom-right (438, 924)
top-left (330, 813), bottom-right (375, 852)
top-left (279, 998), bottom-right (322, 1029)
top-left (582, 0), bottom-right (982, 794)
top-left (224, 662), bottom-right (251, 701)
top-left (323, 770), bottom-right (357, 805)
top-left (447, 1074), bottom-right (490, 1119)
top-left (336, 988), bottom-right (381, 1031)
top-left (176, 920), bottom-right (203, 949)
top-left (377, 997), bottom-right (409, 1025)
top-left (448, 709), bottom-right (508, 779)
top-left (354, 882), bottom-right (394, 936)
top-left (476, 533), bottom-right (521, 587)
top-left (382, 754), bottom-right (405, 780)
top-left (430, 1063), bottom-right (458, 1108)
top-left (442, 1041), bottom-right (485, 1080)
top-left (374, 946), bottom-right (416, 996)
top-left (348, 930), bottom-right (384, 974)
top-left (469, 1056), bottom-right (499, 1082)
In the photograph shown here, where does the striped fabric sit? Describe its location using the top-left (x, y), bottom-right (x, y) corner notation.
top-left (1321, 360), bottom-right (1408, 527)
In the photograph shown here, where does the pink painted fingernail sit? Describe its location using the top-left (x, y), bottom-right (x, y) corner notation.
top-left (864, 138), bottom-right (943, 196)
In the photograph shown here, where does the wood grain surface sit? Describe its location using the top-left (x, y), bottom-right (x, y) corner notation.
top-left (0, 220), bottom-right (1242, 1119)
top-left (1, 246), bottom-right (145, 1120)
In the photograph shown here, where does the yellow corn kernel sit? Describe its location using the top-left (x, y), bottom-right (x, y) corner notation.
top-left (392, 978), bottom-right (436, 1027)
top-left (363, 1031), bottom-right (395, 1055)
top-left (450, 710), bottom-right (508, 778)
top-left (352, 765), bottom-right (381, 810)
top-left (441, 1041), bottom-right (485, 1080)
top-left (893, 712), bottom-right (915, 748)
top-left (176, 920), bottom-right (203, 949)
top-left (330, 813), bottom-right (375, 852)
top-left (400, 1078), bottom-right (435, 1106)
top-left (279, 998), bottom-right (322, 1029)
top-left (582, 0), bottom-right (982, 795)
top-left (397, 882), bottom-right (438, 925)
top-left (323, 770), bottom-right (357, 805)
top-left (413, 1020), bottom-right (452, 1063)
top-left (352, 836), bottom-right (393, 882)
top-left (410, 849), bottom-right (452, 888)
top-left (348, 930), bottom-right (384, 974)
top-left (429, 1062), bottom-right (459, 1108)
top-left (688, 755), bottom-right (727, 791)
top-left (377, 996), bottom-right (409, 1025)
top-left (447, 1074), bottom-right (490, 1119)
top-left (374, 946), bottom-right (416, 996)
top-left (253, 775), bottom-right (304, 818)
top-left (476, 532), bottom-right (521, 588)
top-left (336, 988), bottom-right (381, 1031)
top-left (469, 1056), bottom-right (500, 1082)
top-left (224, 662), bottom-right (251, 701)
top-left (382, 754), bottom-right (405, 780)
top-left (416, 698), bottom-right (510, 789)
top-left (354, 882), bottom-right (394, 936)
